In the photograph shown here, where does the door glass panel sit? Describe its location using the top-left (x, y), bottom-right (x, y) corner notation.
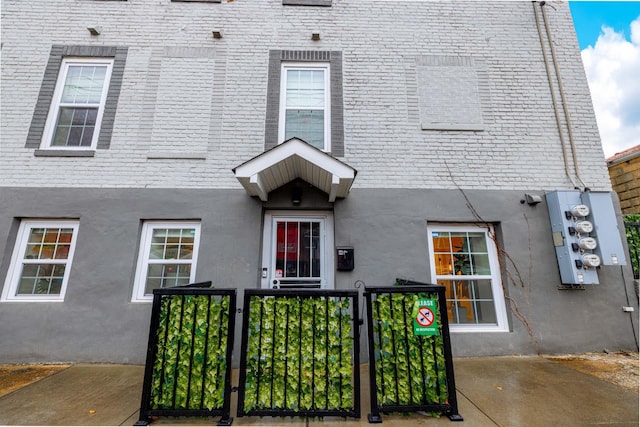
top-left (274, 220), bottom-right (322, 285)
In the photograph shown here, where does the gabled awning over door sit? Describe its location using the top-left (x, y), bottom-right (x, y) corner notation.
top-left (232, 138), bottom-right (357, 202)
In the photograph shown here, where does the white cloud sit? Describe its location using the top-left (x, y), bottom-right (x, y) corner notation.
top-left (581, 17), bottom-right (640, 158)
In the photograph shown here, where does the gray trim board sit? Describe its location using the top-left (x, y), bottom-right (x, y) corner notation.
top-left (25, 45), bottom-right (128, 150)
top-left (283, 0), bottom-right (332, 5)
top-left (264, 50), bottom-right (344, 157)
top-left (171, 0), bottom-right (222, 3)
top-left (34, 150), bottom-right (95, 157)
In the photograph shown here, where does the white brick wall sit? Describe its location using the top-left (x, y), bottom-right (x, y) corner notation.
top-left (0, 0), bottom-right (611, 191)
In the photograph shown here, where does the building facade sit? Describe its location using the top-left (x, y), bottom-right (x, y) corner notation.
top-left (1, 0), bottom-right (637, 364)
top-left (608, 145), bottom-right (640, 215)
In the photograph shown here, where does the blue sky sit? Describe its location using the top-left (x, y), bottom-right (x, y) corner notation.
top-left (570, 2), bottom-right (640, 49)
top-left (569, 1), bottom-right (640, 157)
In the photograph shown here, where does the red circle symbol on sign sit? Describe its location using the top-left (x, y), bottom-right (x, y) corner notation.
top-left (416, 307), bottom-right (434, 327)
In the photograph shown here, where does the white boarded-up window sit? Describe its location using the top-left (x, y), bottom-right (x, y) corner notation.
top-left (148, 52), bottom-right (216, 159)
top-left (417, 56), bottom-right (484, 131)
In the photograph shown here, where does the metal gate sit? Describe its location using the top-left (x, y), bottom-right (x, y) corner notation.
top-left (136, 283), bottom-right (236, 426)
top-left (364, 281), bottom-right (462, 422)
top-left (237, 288), bottom-right (361, 419)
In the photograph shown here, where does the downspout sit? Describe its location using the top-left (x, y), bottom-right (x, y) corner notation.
top-left (532, 2), bottom-right (578, 189)
top-left (539, 1), bottom-right (588, 189)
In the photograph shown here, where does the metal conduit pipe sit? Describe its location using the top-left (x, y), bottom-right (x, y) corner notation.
top-left (532, 1), bottom-right (579, 189)
top-left (540, 1), bottom-right (588, 189)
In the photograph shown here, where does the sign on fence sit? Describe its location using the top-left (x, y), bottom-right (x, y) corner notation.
top-left (364, 281), bottom-right (463, 422)
top-left (413, 298), bottom-right (439, 336)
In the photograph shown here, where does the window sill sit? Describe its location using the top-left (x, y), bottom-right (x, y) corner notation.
top-left (171, 0), bottom-right (221, 3)
top-left (34, 149), bottom-right (95, 157)
top-left (450, 325), bottom-right (510, 333)
top-left (1, 297), bottom-right (65, 303)
top-left (283, 0), bottom-right (332, 6)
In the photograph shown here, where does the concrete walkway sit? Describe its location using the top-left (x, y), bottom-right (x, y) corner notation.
top-left (0, 356), bottom-right (637, 426)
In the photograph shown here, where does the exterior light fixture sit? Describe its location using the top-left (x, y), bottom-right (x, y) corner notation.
top-left (522, 193), bottom-right (542, 205)
top-left (212, 30), bottom-right (223, 39)
top-left (311, 33), bottom-right (320, 41)
top-left (87, 26), bottom-right (102, 36)
top-left (292, 186), bottom-right (302, 205)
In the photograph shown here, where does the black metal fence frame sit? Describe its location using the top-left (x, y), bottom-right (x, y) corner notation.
top-left (236, 288), bottom-right (361, 419)
top-left (364, 282), bottom-right (463, 422)
top-left (135, 284), bottom-right (237, 426)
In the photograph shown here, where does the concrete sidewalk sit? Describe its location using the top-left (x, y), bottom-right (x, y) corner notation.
top-left (0, 357), bottom-right (637, 426)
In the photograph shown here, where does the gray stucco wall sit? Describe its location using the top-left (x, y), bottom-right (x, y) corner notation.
top-left (0, 187), bottom-right (637, 364)
top-left (0, 188), bottom-right (262, 364)
top-left (334, 189), bottom-right (639, 357)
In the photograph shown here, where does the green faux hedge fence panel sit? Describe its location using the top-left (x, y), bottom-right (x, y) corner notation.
top-left (624, 216), bottom-right (639, 278)
top-left (240, 293), bottom-right (357, 415)
top-left (371, 292), bottom-right (448, 406)
top-left (150, 294), bottom-right (231, 410)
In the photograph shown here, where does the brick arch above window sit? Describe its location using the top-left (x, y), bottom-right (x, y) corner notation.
top-left (265, 50), bottom-right (344, 157)
top-left (25, 45), bottom-right (128, 152)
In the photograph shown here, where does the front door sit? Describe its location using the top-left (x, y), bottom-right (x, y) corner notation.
top-left (261, 211), bottom-right (334, 289)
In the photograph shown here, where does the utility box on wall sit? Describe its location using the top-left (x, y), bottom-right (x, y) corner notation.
top-left (546, 190), bottom-right (627, 286)
top-left (581, 192), bottom-right (627, 266)
top-left (337, 247), bottom-right (354, 271)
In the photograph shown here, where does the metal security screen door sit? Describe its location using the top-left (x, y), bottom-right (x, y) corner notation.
top-left (261, 212), bottom-right (334, 289)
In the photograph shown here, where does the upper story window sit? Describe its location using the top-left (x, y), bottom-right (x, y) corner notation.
top-left (264, 50), bottom-right (344, 157)
top-left (42, 58), bottom-right (114, 149)
top-left (132, 221), bottom-right (201, 302)
top-left (279, 63), bottom-right (330, 151)
top-left (427, 224), bottom-right (509, 333)
top-left (25, 45), bottom-right (128, 155)
top-left (1, 220), bottom-right (80, 302)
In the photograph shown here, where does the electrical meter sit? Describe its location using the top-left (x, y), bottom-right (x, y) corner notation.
top-left (578, 237), bottom-right (597, 250)
top-left (575, 221), bottom-right (593, 234)
top-left (582, 254), bottom-right (601, 268)
top-left (571, 205), bottom-right (590, 217)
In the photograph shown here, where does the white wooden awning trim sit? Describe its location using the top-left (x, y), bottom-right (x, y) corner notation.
top-left (233, 138), bottom-right (357, 202)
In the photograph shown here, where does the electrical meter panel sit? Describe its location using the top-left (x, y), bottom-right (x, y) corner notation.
top-left (581, 192), bottom-right (627, 266)
top-left (546, 190), bottom-right (627, 286)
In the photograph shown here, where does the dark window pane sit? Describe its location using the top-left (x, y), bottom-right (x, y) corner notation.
top-left (18, 277), bottom-right (36, 294)
top-left (476, 301), bottom-right (497, 324)
top-left (67, 127), bottom-right (83, 146)
top-left (145, 278), bottom-right (162, 294)
top-left (81, 126), bottom-right (94, 146)
top-left (72, 109), bottom-right (88, 125)
top-left (52, 125), bottom-right (71, 146)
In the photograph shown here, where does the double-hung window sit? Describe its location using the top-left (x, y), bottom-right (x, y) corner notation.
top-left (1, 220), bottom-right (80, 302)
top-left (42, 58), bottom-right (114, 149)
top-left (132, 222), bottom-right (201, 302)
top-left (279, 63), bottom-right (330, 151)
top-left (427, 224), bottom-right (508, 332)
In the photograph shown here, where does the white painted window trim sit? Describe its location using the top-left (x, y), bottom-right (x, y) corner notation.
top-left (426, 224), bottom-right (509, 333)
top-left (41, 57), bottom-right (114, 150)
top-left (131, 221), bottom-right (201, 302)
top-left (278, 62), bottom-right (331, 152)
top-left (1, 220), bottom-right (80, 302)
top-left (261, 211), bottom-right (334, 289)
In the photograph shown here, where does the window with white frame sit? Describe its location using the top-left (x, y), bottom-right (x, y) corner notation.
top-left (132, 222), bottom-right (201, 301)
top-left (279, 63), bottom-right (330, 151)
top-left (427, 224), bottom-right (508, 332)
top-left (42, 58), bottom-right (114, 149)
top-left (1, 220), bottom-right (80, 302)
